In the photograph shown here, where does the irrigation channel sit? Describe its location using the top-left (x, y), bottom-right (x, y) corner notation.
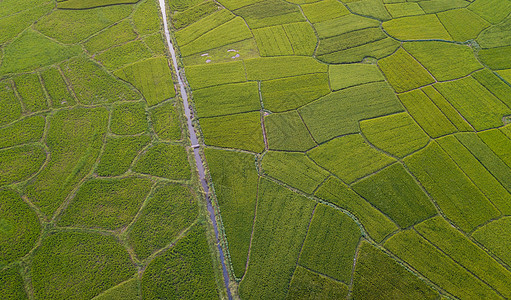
top-left (157, 0), bottom-right (233, 298)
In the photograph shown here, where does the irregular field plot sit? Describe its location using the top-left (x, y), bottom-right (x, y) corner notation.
top-left (110, 101), bottom-right (148, 135)
top-left (287, 266), bottom-right (349, 299)
top-left (13, 73), bottom-right (48, 113)
top-left (95, 135), bottom-right (151, 176)
top-left (0, 267), bottom-right (28, 299)
top-left (472, 217), bottom-right (511, 267)
top-left (0, 145), bottom-right (46, 186)
top-left (133, 143), bottom-right (191, 180)
top-left (149, 101), bottom-right (182, 141)
top-left (0, 115), bottom-right (45, 149)
top-left (58, 176), bottom-right (154, 230)
top-left (264, 110), bottom-right (316, 151)
top-left (328, 63), bottom-right (385, 91)
top-left (382, 14), bottom-right (452, 40)
top-left (40, 67), bottom-right (76, 108)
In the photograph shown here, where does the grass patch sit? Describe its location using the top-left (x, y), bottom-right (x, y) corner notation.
top-left (262, 151), bottom-right (329, 194)
top-left (128, 183), bottom-right (198, 259)
top-left (378, 48), bottom-right (435, 93)
top-left (288, 266), bottom-right (349, 299)
top-left (329, 63), bottom-right (384, 91)
top-left (308, 134), bottom-right (395, 184)
top-left (0, 115), bottom-right (45, 149)
top-left (472, 217), bottom-right (511, 267)
top-left (403, 142), bottom-right (500, 232)
top-left (110, 101), bottom-right (148, 135)
top-left (434, 77), bottom-right (511, 131)
top-left (299, 82), bottom-right (404, 143)
top-left (200, 111), bottom-right (265, 153)
top-left (315, 177), bottom-right (398, 243)
top-left (133, 143), bottom-right (191, 180)
top-left (95, 135), bottom-right (151, 176)
top-left (398, 89), bottom-right (458, 138)
top-left (360, 112), bottom-right (429, 158)
top-left (0, 29), bottom-right (82, 75)
top-left (239, 179), bottom-right (315, 299)
top-left (403, 41), bottom-right (482, 81)
top-left (0, 145), bottom-right (46, 186)
top-left (382, 14), bottom-right (452, 40)
top-left (352, 163), bottom-right (436, 228)
top-left (115, 57), bottom-right (176, 107)
top-left (416, 216), bottom-right (511, 298)
top-left (261, 73), bottom-right (330, 112)
top-left (40, 66), bottom-right (76, 108)
top-left (141, 224), bottom-right (219, 299)
top-left (149, 101), bottom-right (182, 141)
top-left (0, 189), bottom-right (41, 267)
top-left (58, 176), bottom-right (153, 230)
top-left (26, 106), bottom-right (109, 216)
top-left (61, 56), bottom-right (141, 104)
top-left (32, 231), bottom-right (136, 300)
top-left (299, 204), bottom-right (361, 282)
top-left (13, 73), bottom-right (48, 113)
top-left (265, 110), bottom-right (316, 151)
top-left (245, 56), bottom-right (327, 81)
top-left (437, 135), bottom-right (511, 214)
top-left (353, 240), bottom-right (438, 300)
top-left (192, 82), bottom-right (260, 118)
top-left (437, 8), bottom-right (490, 42)
top-left (205, 149), bottom-right (259, 278)
top-left (35, 4), bottom-right (133, 44)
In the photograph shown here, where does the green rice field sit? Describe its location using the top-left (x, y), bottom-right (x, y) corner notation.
top-left (2, 0), bottom-right (511, 299)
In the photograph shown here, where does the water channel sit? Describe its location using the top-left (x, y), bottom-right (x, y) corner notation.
top-left (157, 1), bottom-right (233, 298)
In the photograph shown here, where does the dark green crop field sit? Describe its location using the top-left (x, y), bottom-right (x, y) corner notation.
top-left (2, 0), bottom-right (511, 299)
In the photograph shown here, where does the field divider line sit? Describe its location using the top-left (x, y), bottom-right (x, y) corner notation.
top-left (347, 238), bottom-right (363, 298)
top-left (240, 176), bottom-right (261, 283)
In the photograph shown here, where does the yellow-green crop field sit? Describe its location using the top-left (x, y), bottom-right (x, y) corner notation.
top-left (2, 0), bottom-right (511, 299)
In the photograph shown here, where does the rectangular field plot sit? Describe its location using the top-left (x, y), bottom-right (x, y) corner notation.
top-left (382, 14), bottom-right (452, 40)
top-left (398, 89), bottom-right (459, 138)
top-left (115, 57), bottom-right (175, 106)
top-left (0, 115), bottom-right (45, 149)
top-left (13, 73), bottom-right (49, 113)
top-left (308, 134), bottom-right (395, 184)
top-left (239, 179), bottom-right (315, 299)
top-left (437, 135), bottom-right (511, 215)
top-left (385, 3), bottom-right (424, 18)
top-left (403, 142), bottom-right (500, 232)
top-left (185, 61), bottom-right (246, 89)
top-left (299, 82), bottom-right (404, 143)
top-left (314, 14), bottom-right (380, 39)
top-left (329, 64), bottom-right (385, 91)
top-left (352, 241), bottom-right (438, 300)
top-left (403, 41), bottom-right (483, 81)
top-left (384, 230), bottom-right (501, 299)
top-left (0, 80), bottom-right (23, 126)
top-left (360, 112), bottom-right (429, 158)
top-left (40, 67), bottom-right (76, 108)
top-left (200, 111), bottom-right (265, 153)
top-left (415, 216), bottom-right (511, 298)
top-left (316, 28), bottom-right (386, 56)
top-left (84, 19), bottom-right (137, 54)
top-left (205, 149), bottom-right (259, 279)
top-left (95, 40), bottom-right (154, 70)
top-left (479, 46), bottom-right (511, 70)
top-left (261, 73), bottom-right (330, 112)
top-left (418, 0), bottom-right (469, 13)
top-left (233, 0), bottom-right (305, 28)
top-left (301, 0), bottom-right (350, 23)
top-left (437, 8), bottom-right (490, 42)
top-left (262, 151), bottom-right (329, 194)
top-left (434, 77), bottom-right (511, 130)
top-left (299, 204), bottom-right (361, 283)
top-left (468, 0), bottom-right (511, 24)
top-left (192, 82), bottom-right (260, 118)
top-left (252, 25), bottom-right (294, 56)
top-left (472, 69), bottom-right (511, 108)
top-left (478, 129), bottom-right (511, 169)
top-left (315, 177), bottom-right (398, 243)
top-left (378, 48), bottom-right (435, 93)
top-left (171, 1), bottom-right (220, 29)
top-left (264, 110), bottom-right (316, 151)
top-left (346, 0), bottom-right (392, 21)
top-left (245, 56), bottom-right (328, 81)
top-left (472, 217), bottom-right (511, 267)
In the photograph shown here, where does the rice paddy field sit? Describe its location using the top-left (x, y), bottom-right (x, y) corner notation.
top-left (2, 0), bottom-right (511, 299)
